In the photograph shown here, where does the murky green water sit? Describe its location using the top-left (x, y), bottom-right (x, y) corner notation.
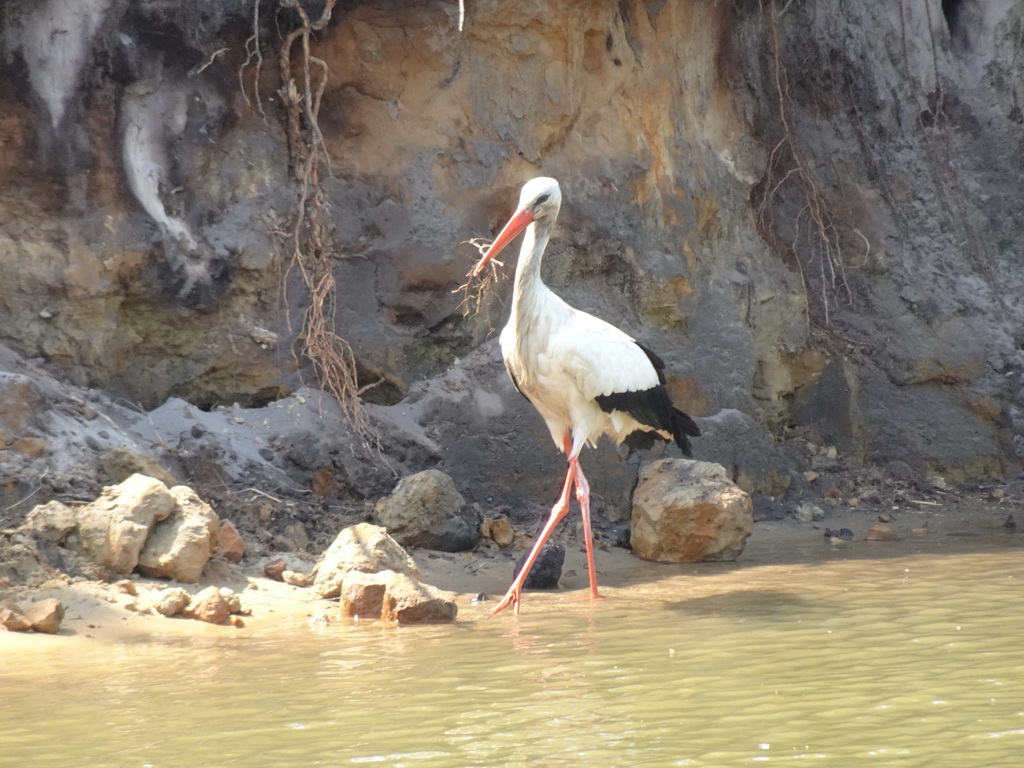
top-left (3, 538), bottom-right (1024, 767)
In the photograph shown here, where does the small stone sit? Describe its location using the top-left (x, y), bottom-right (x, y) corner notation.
top-left (340, 570), bottom-right (391, 618)
top-left (283, 522), bottom-right (309, 551)
top-left (114, 579), bottom-right (138, 596)
top-left (100, 447), bottom-right (178, 488)
top-left (22, 501), bottom-right (77, 543)
top-left (515, 544), bottom-right (565, 590)
top-left (264, 558), bottom-right (287, 581)
top-left (229, 615), bottom-right (246, 628)
top-left (481, 516), bottom-right (515, 548)
top-left (217, 520), bottom-right (245, 564)
top-left (281, 569), bottom-right (309, 587)
top-left (219, 588), bottom-right (244, 614)
top-left (150, 587), bottom-right (191, 617)
top-left (878, 513), bottom-right (892, 523)
top-left (866, 524), bottom-right (900, 542)
top-left (823, 446), bottom-right (838, 460)
top-left (794, 502), bottom-right (824, 523)
top-left (24, 598), bottom-right (65, 634)
top-left (249, 327), bottom-right (278, 348)
top-left (183, 586), bottom-right (230, 625)
top-left (803, 471), bottom-right (820, 483)
top-left (847, 497), bottom-right (860, 508)
top-left (0, 600), bottom-right (31, 631)
top-left (380, 572), bottom-right (458, 624)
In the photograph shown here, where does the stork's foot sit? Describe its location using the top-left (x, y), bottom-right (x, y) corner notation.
top-left (490, 586), bottom-right (522, 616)
top-left (569, 588), bottom-right (606, 603)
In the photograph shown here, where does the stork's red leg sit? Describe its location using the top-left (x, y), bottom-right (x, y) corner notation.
top-left (490, 462), bottom-right (574, 615)
top-left (571, 457), bottom-right (604, 600)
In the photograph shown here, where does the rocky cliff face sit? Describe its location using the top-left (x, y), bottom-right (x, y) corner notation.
top-left (1, 1), bottom-right (1021, 535)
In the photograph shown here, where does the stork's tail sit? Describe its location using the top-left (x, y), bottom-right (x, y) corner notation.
top-left (671, 407), bottom-right (701, 457)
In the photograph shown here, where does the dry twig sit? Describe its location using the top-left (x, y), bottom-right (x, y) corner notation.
top-left (755, 0), bottom-right (852, 325)
top-left (452, 237), bottom-right (503, 318)
top-left (271, 0), bottom-right (376, 448)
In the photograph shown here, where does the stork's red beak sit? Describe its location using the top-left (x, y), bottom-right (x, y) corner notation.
top-left (470, 207), bottom-right (535, 276)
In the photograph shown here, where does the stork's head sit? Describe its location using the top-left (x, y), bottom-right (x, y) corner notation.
top-left (517, 177), bottom-right (562, 222)
top-left (470, 177), bottom-right (562, 277)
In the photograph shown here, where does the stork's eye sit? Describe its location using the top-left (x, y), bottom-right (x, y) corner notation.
top-left (536, 194), bottom-right (550, 204)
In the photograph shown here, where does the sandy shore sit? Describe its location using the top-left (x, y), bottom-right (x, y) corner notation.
top-left (2, 496), bottom-right (1019, 651)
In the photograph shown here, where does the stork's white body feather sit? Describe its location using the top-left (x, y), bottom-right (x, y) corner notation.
top-left (500, 283), bottom-right (665, 457)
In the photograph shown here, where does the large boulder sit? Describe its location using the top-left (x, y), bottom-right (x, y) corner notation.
top-left (137, 486), bottom-right (220, 583)
top-left (374, 470), bottom-right (481, 552)
top-left (68, 474), bottom-right (176, 574)
top-left (310, 523), bottom-right (419, 599)
top-left (631, 459), bottom-right (753, 563)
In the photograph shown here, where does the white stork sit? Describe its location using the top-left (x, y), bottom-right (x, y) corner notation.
top-left (471, 177), bottom-right (700, 615)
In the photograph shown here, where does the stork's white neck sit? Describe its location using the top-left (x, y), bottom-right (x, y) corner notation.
top-left (512, 214), bottom-right (555, 299)
top-left (507, 214), bottom-right (563, 346)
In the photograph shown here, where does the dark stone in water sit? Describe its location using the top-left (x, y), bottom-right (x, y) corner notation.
top-left (514, 544), bottom-right (565, 589)
top-left (824, 527), bottom-right (855, 541)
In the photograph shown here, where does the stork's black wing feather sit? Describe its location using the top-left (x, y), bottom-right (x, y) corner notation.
top-left (594, 341), bottom-right (701, 456)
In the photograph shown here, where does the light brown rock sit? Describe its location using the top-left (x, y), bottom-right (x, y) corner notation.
top-left (481, 515), bottom-right (515, 548)
top-left (281, 570), bottom-right (309, 587)
top-left (264, 558), bottom-right (287, 581)
top-left (22, 500), bottom-right (77, 543)
top-left (866, 524), bottom-right (900, 542)
top-left (311, 523), bottom-right (419, 599)
top-left (219, 588), bottom-right (243, 614)
top-left (183, 586), bottom-right (230, 625)
top-left (340, 570), bottom-right (391, 618)
top-left (100, 447), bottom-right (178, 488)
top-left (150, 586), bottom-right (191, 617)
top-left (0, 599), bottom-right (31, 631)
top-left (136, 486), bottom-right (219, 582)
top-left (381, 572), bottom-right (458, 624)
top-left (24, 598), bottom-right (65, 634)
top-left (70, 474), bottom-right (176, 574)
top-left (216, 520), bottom-right (245, 563)
top-left (631, 459), bottom-right (753, 563)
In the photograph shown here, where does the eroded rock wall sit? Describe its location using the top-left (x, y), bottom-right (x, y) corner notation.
top-left (736, 1), bottom-right (1024, 479)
